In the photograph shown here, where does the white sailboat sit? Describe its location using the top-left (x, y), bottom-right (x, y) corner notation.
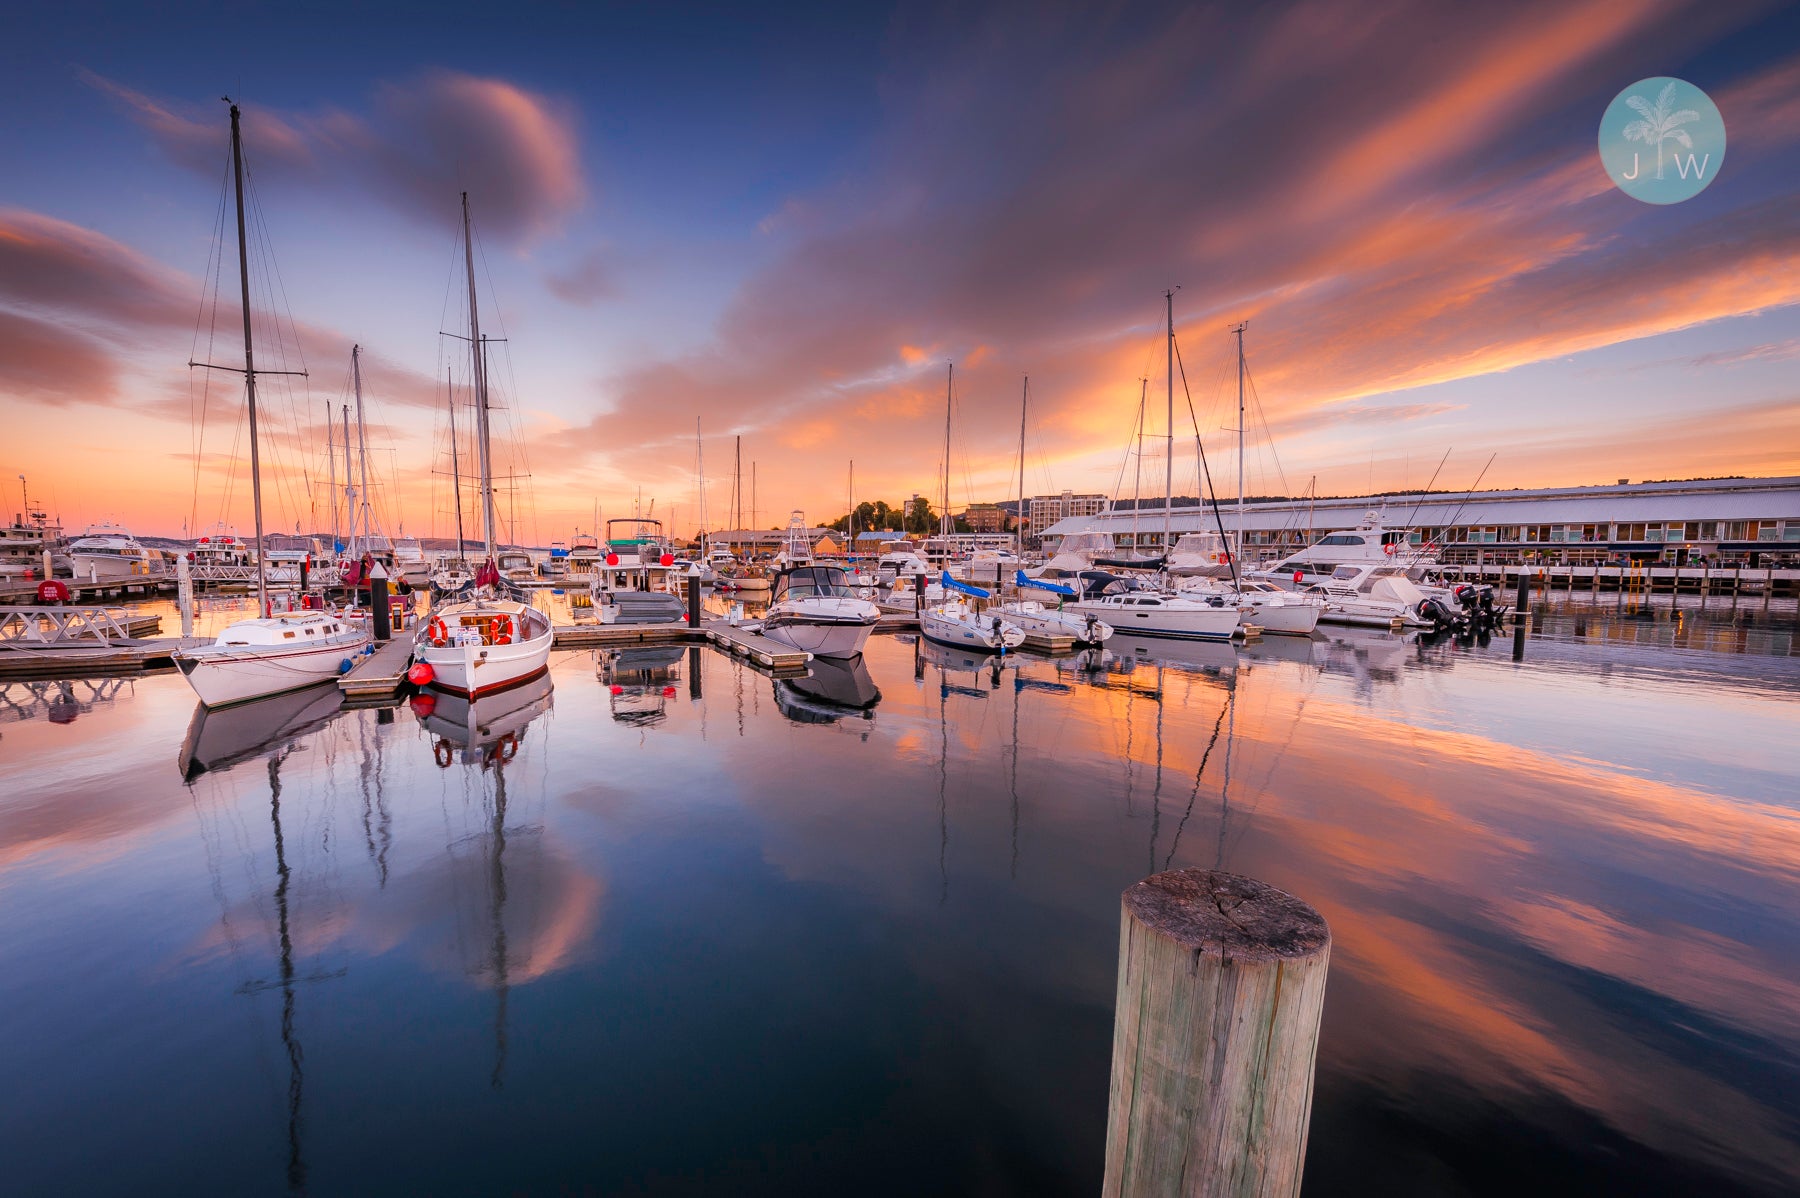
top-left (996, 572), bottom-right (1113, 644)
top-left (920, 572), bottom-right (1026, 653)
top-left (411, 193), bottom-right (554, 699)
top-left (174, 103), bottom-right (370, 707)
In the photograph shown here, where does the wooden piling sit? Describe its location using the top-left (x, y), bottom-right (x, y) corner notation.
top-left (1102, 869), bottom-right (1331, 1198)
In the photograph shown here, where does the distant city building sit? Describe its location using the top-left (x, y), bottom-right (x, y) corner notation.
top-left (960, 502), bottom-right (1008, 534)
top-left (1026, 491), bottom-right (1109, 546)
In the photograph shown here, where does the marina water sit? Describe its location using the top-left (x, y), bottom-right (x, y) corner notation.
top-left (2, 593), bottom-right (1796, 1195)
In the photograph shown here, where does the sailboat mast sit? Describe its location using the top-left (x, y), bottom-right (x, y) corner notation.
top-left (1234, 321), bottom-right (1248, 564)
top-left (449, 367), bottom-right (466, 560)
top-left (341, 406), bottom-right (354, 552)
top-left (353, 344), bottom-right (372, 554)
top-left (1017, 376), bottom-right (1028, 552)
top-left (1133, 384), bottom-right (1145, 551)
top-left (325, 400), bottom-right (337, 553)
top-left (228, 103), bottom-right (269, 615)
top-left (462, 193), bottom-right (496, 558)
top-left (847, 460), bottom-right (854, 544)
top-left (695, 418), bottom-right (706, 551)
top-left (1164, 288), bottom-right (1175, 556)
top-left (733, 436), bottom-right (742, 532)
top-left (942, 363), bottom-right (953, 538)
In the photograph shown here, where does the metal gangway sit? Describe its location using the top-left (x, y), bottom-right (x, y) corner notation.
top-left (0, 606), bottom-right (140, 647)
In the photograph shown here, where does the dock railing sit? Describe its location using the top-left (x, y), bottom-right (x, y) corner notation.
top-left (0, 606), bottom-right (137, 647)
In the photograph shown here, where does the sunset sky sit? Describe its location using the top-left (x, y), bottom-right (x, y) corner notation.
top-left (3, 0), bottom-right (1798, 543)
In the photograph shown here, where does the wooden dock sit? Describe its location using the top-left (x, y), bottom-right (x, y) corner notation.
top-left (552, 622), bottom-right (696, 649)
top-left (701, 620), bottom-right (812, 669)
top-left (337, 636), bottom-right (416, 697)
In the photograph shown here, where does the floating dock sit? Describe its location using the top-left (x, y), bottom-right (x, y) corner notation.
top-left (701, 621), bottom-right (812, 669)
top-left (337, 636), bottom-right (416, 698)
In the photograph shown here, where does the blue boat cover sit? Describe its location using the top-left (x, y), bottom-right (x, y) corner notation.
top-left (941, 571), bottom-right (990, 599)
top-left (1016, 570), bottom-right (1075, 595)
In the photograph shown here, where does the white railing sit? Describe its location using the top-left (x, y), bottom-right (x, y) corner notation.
top-left (0, 606), bottom-right (137, 646)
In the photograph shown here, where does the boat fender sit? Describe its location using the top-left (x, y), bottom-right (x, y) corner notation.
top-left (409, 692), bottom-right (437, 719)
top-left (433, 739), bottom-right (454, 768)
top-left (1293, 570), bottom-right (1305, 584)
top-left (407, 662), bottom-right (436, 686)
top-left (338, 658), bottom-right (354, 675)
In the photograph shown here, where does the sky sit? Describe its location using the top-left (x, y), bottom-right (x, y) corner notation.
top-left (2, 0), bottom-right (1798, 544)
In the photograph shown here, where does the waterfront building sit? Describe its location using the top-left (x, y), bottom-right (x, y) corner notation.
top-left (1039, 476), bottom-right (1800, 566)
top-left (960, 502), bottom-right (1008, 534)
top-left (1026, 491), bottom-right (1109, 547)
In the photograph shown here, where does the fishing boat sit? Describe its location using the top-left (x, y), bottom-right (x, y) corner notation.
top-left (567, 531), bottom-right (603, 575)
top-left (919, 574), bottom-right (1026, 653)
top-left (68, 523), bottom-right (166, 582)
top-left (173, 104), bottom-right (372, 706)
top-left (411, 193), bottom-right (555, 699)
top-left (756, 564), bottom-right (881, 658)
top-left (773, 511), bottom-right (815, 568)
top-left (996, 572), bottom-right (1114, 644)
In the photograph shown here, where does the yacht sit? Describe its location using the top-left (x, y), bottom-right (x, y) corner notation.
top-left (539, 541), bottom-right (570, 579)
top-left (1308, 563), bottom-right (1437, 628)
top-left (875, 541), bottom-right (930, 583)
top-left (392, 536), bottom-right (432, 585)
top-left (68, 523), bottom-right (167, 582)
top-left (1177, 575), bottom-right (1324, 635)
top-left (175, 610), bottom-right (371, 707)
top-left (497, 549), bottom-right (537, 583)
top-left (589, 518), bottom-right (682, 598)
top-left (1252, 512), bottom-right (1437, 589)
top-left (0, 506), bottom-right (64, 580)
top-left (756, 564), bottom-right (881, 658)
top-left (1066, 584), bottom-right (1242, 641)
top-left (189, 528), bottom-right (253, 574)
top-left (567, 531), bottom-right (603, 576)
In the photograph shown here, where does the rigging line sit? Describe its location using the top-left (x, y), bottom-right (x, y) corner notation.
top-left (1241, 360), bottom-right (1291, 499)
top-left (1172, 328), bottom-right (1239, 588)
top-left (1430, 453), bottom-right (1499, 554)
top-left (1399, 447), bottom-right (1453, 536)
top-left (190, 141), bottom-right (234, 537)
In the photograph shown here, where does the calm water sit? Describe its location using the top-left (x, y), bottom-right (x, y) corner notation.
top-left (2, 594), bottom-right (1797, 1196)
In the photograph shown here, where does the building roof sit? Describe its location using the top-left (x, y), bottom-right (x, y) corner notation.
top-left (1040, 477), bottom-right (1800, 537)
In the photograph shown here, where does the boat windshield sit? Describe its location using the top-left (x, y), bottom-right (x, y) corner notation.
top-left (775, 566), bottom-right (855, 600)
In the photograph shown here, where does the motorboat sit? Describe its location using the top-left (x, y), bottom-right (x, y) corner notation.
top-left (392, 536), bottom-right (432, 585)
top-left (919, 574), bottom-right (1026, 653)
top-left (755, 564), bottom-right (881, 658)
top-left (1251, 511), bottom-right (1438, 589)
top-left (589, 517), bottom-right (683, 597)
top-left (994, 572), bottom-right (1113, 644)
top-left (597, 645), bottom-right (683, 726)
top-left (875, 542), bottom-right (930, 583)
top-left (951, 546), bottom-right (1025, 585)
top-left (1177, 575), bottom-right (1324, 636)
top-left (596, 587), bottom-right (687, 625)
top-left (1066, 584), bottom-right (1242, 641)
top-left (497, 549), bottom-right (537, 583)
top-left (1309, 563), bottom-right (1438, 628)
top-left (188, 528), bottom-right (253, 579)
top-left (68, 523), bottom-right (166, 582)
top-left (430, 554), bottom-right (474, 596)
top-left (567, 532), bottom-right (603, 576)
top-left (174, 609), bottom-right (371, 707)
top-left (414, 595), bottom-right (555, 696)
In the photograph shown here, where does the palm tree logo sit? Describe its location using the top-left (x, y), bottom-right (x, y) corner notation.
top-left (1621, 81), bottom-right (1700, 180)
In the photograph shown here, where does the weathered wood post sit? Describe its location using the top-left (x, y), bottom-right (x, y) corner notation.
top-left (1102, 869), bottom-right (1331, 1198)
top-left (915, 570), bottom-right (927, 618)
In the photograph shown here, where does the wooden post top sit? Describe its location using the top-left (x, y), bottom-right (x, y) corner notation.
top-left (1122, 869), bottom-right (1329, 962)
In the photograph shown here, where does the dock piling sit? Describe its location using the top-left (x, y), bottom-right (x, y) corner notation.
top-left (1102, 869), bottom-right (1331, 1198)
top-left (177, 554), bottom-right (194, 639)
top-left (370, 567), bottom-right (391, 642)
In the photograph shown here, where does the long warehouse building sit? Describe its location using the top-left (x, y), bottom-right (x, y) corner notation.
top-left (1039, 476), bottom-right (1800, 565)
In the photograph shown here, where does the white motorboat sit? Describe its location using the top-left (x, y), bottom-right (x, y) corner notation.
top-left (1250, 511), bottom-right (1438, 590)
top-left (414, 597), bottom-right (555, 696)
top-left (919, 574), bottom-right (1026, 653)
top-left (498, 548), bottom-right (537, 583)
top-left (1066, 587), bottom-right (1242, 641)
top-left (175, 610), bottom-right (371, 707)
top-left (567, 532), bottom-right (603, 576)
top-left (1177, 575), bottom-right (1324, 635)
top-left (68, 523), bottom-right (166, 582)
top-left (589, 517), bottom-right (683, 598)
top-left (1309, 563), bottom-right (1436, 628)
top-left (757, 564), bottom-right (881, 658)
top-left (875, 542), bottom-right (930, 583)
top-left (393, 536), bottom-right (432, 585)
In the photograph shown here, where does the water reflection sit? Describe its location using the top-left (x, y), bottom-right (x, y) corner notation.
top-left (1, 598), bottom-right (1798, 1195)
top-left (774, 653), bottom-right (880, 728)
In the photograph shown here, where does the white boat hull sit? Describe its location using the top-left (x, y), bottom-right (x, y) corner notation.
top-left (1066, 599), bottom-right (1240, 641)
top-left (1241, 594), bottom-right (1323, 635)
top-left (70, 553), bottom-right (164, 582)
top-left (920, 605), bottom-right (1026, 653)
top-left (994, 603), bottom-right (1114, 644)
top-left (414, 602), bottom-right (555, 697)
top-left (761, 617), bottom-right (874, 658)
top-left (176, 634), bottom-right (370, 707)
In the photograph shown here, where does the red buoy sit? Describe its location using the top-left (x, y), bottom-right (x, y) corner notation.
top-left (605, 552), bottom-right (620, 566)
top-left (1293, 570), bottom-right (1304, 584)
top-left (409, 692), bottom-right (437, 719)
top-left (407, 662), bottom-right (436, 686)
top-left (659, 553), bottom-right (674, 567)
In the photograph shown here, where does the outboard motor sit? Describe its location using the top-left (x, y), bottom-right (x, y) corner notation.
top-left (1418, 596), bottom-right (1459, 628)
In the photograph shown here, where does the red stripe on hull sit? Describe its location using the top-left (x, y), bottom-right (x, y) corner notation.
top-left (426, 662), bottom-right (550, 700)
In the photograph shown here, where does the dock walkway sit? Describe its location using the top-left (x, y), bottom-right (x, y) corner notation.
top-left (338, 636), bottom-right (416, 698)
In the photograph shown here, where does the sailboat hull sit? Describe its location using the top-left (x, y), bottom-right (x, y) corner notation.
top-left (176, 635), bottom-right (370, 707)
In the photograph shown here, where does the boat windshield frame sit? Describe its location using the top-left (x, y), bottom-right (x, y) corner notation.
top-left (773, 565), bottom-right (857, 601)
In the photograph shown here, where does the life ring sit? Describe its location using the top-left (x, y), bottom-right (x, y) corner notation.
top-left (427, 616), bottom-right (448, 647)
top-left (492, 613), bottom-right (518, 645)
top-left (433, 739), bottom-right (453, 768)
top-left (495, 733), bottom-right (519, 763)
top-left (1384, 542), bottom-right (1396, 555)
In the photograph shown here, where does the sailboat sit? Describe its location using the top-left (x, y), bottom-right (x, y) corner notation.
top-left (410, 193), bottom-right (555, 699)
top-left (1173, 324), bottom-right (1323, 636)
top-left (1066, 292), bottom-right (1239, 642)
top-left (173, 103), bottom-right (371, 707)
